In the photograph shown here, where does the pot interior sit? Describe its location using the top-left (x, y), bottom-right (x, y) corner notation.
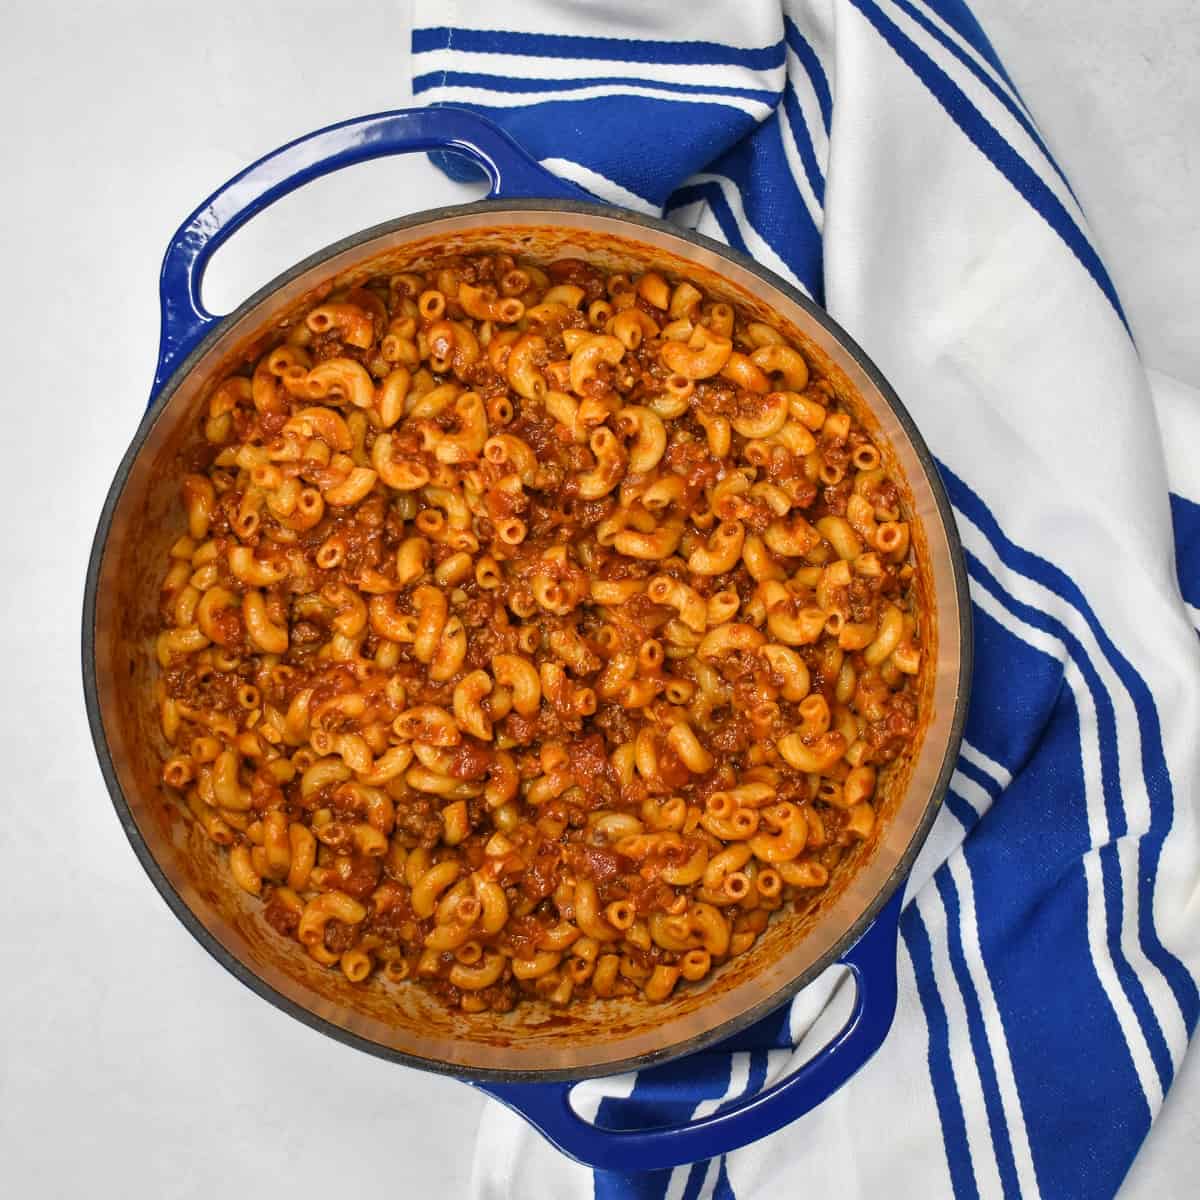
top-left (87, 205), bottom-right (966, 1079)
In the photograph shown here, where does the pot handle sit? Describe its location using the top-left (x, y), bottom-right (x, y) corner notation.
top-left (152, 106), bottom-right (585, 398)
top-left (474, 888), bottom-right (903, 1173)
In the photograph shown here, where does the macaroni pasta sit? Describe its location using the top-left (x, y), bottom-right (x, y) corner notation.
top-left (154, 252), bottom-right (924, 1013)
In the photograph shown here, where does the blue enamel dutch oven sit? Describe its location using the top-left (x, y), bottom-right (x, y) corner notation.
top-left (82, 107), bottom-right (971, 1172)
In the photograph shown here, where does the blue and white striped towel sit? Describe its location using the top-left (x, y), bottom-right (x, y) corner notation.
top-left (411, 3), bottom-right (1200, 1196)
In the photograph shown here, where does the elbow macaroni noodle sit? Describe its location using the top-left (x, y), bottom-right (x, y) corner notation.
top-left (154, 253), bottom-right (925, 1012)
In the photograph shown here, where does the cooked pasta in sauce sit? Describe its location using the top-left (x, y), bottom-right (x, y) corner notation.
top-left (153, 252), bottom-right (924, 1013)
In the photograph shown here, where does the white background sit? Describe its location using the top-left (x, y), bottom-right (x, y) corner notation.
top-left (1, 2), bottom-right (1195, 1196)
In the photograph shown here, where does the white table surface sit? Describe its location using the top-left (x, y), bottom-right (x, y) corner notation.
top-left (1, 3), bottom-right (1195, 1196)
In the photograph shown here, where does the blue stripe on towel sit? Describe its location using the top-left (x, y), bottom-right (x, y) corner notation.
top-left (1169, 492), bottom-right (1200, 612)
top-left (702, 121), bottom-right (825, 295)
top-left (848, 0), bottom-right (1129, 332)
top-left (903, 905), bottom-right (981, 1199)
top-left (955, 755), bottom-right (1003, 800)
top-left (935, 868), bottom-right (1022, 1199)
top-left (783, 17), bottom-right (833, 133)
top-left (666, 181), bottom-right (752, 254)
top-left (945, 786), bottom-right (983, 832)
top-left (887, 0), bottom-right (1080, 205)
top-left (780, 73), bottom-right (827, 206)
top-left (915, 0), bottom-right (1021, 96)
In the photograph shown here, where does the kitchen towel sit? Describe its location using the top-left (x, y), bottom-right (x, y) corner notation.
top-left (410, 2), bottom-right (1200, 1196)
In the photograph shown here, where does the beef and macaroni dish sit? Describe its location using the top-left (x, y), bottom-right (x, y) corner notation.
top-left (154, 253), bottom-right (923, 1014)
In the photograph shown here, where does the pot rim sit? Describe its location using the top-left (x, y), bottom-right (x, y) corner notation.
top-left (82, 196), bottom-right (973, 1083)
